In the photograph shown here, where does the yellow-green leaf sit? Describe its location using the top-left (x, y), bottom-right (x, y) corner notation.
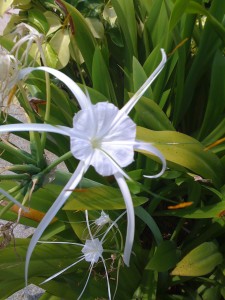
top-left (171, 242), bottom-right (223, 276)
top-left (63, 186), bottom-right (147, 211)
top-left (136, 127), bottom-right (224, 187)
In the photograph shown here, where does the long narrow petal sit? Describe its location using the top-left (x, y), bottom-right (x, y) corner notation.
top-left (77, 263), bottom-right (94, 300)
top-left (41, 256), bottom-right (85, 284)
top-left (85, 210), bottom-right (94, 240)
top-left (101, 211), bottom-right (126, 243)
top-left (120, 49), bottom-right (167, 116)
top-left (114, 173), bottom-right (135, 267)
top-left (25, 161), bottom-right (87, 286)
top-left (18, 67), bottom-right (91, 110)
top-left (134, 141), bottom-right (166, 178)
top-left (0, 188), bottom-right (28, 212)
top-left (0, 123), bottom-right (71, 136)
top-left (101, 256), bottom-right (112, 300)
top-left (38, 241), bottom-right (84, 247)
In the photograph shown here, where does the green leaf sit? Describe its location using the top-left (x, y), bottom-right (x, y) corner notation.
top-left (147, 241), bottom-right (178, 272)
top-left (39, 292), bottom-right (62, 300)
top-left (0, 0), bottom-right (13, 16)
top-left (135, 206), bottom-right (162, 245)
top-left (62, 0), bottom-right (96, 75)
top-left (44, 11), bottom-right (62, 36)
top-left (186, 1), bottom-right (225, 44)
top-left (63, 186), bottom-right (147, 211)
top-left (49, 29), bottom-right (70, 69)
top-left (92, 47), bottom-right (117, 104)
top-left (136, 127), bottom-right (224, 187)
top-left (43, 43), bottom-right (58, 69)
top-left (171, 242), bottom-right (223, 276)
top-left (111, 0), bottom-right (137, 69)
top-left (0, 239), bottom-right (80, 299)
top-left (28, 8), bottom-right (49, 34)
top-left (134, 95), bottom-right (175, 130)
top-left (169, 0), bottom-right (189, 31)
top-left (199, 50), bottom-right (225, 139)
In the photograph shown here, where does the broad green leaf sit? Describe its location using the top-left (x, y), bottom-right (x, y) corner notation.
top-left (135, 206), bottom-right (162, 245)
top-left (44, 11), bottom-right (62, 36)
top-left (132, 56), bottom-right (153, 98)
top-left (28, 8), bottom-right (49, 34)
top-left (49, 29), bottom-right (70, 69)
top-left (0, 0), bottom-right (13, 16)
top-left (136, 127), bottom-right (224, 187)
top-left (92, 47), bottom-right (117, 104)
top-left (62, 0), bottom-right (96, 75)
top-left (39, 292), bottom-right (62, 300)
top-left (63, 186), bottom-right (147, 211)
top-left (146, 241), bottom-right (178, 272)
top-left (111, 0), bottom-right (137, 69)
top-left (0, 239), bottom-right (80, 299)
top-left (85, 18), bottom-right (104, 39)
top-left (181, 0), bottom-right (225, 123)
top-left (169, 0), bottom-right (189, 31)
top-left (186, 1), bottom-right (225, 44)
top-left (199, 50), bottom-right (225, 140)
top-left (171, 242), bottom-right (223, 276)
top-left (43, 43), bottom-right (58, 69)
top-left (134, 95), bottom-right (175, 130)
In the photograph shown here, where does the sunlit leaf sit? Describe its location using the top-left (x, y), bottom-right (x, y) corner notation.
top-left (171, 242), bottom-right (223, 276)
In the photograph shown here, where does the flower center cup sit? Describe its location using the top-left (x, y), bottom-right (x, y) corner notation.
top-left (70, 102), bottom-right (136, 176)
top-left (82, 238), bottom-right (104, 263)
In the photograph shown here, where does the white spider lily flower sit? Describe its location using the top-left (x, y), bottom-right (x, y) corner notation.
top-left (82, 211), bottom-right (114, 240)
top-left (0, 49), bottom-right (167, 283)
top-left (39, 210), bottom-right (123, 300)
top-left (0, 48), bottom-right (20, 104)
top-left (95, 211), bottom-right (111, 227)
top-left (11, 23), bottom-right (44, 65)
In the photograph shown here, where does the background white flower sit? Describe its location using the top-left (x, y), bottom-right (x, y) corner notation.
top-left (38, 210), bottom-right (124, 300)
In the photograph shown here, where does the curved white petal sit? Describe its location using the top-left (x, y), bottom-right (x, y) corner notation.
top-left (77, 263), bottom-right (94, 300)
top-left (101, 211), bottom-right (126, 243)
top-left (38, 241), bottom-right (84, 247)
top-left (18, 67), bottom-right (91, 110)
top-left (120, 49), bottom-right (167, 116)
top-left (114, 173), bottom-right (135, 267)
top-left (0, 123), bottom-right (71, 136)
top-left (85, 210), bottom-right (93, 240)
top-left (41, 256), bottom-right (85, 284)
top-left (134, 141), bottom-right (166, 178)
top-left (101, 256), bottom-right (112, 300)
top-left (25, 161), bottom-right (87, 286)
top-left (0, 188), bottom-right (28, 212)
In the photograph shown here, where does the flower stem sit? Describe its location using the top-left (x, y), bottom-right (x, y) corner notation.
top-left (38, 151), bottom-right (72, 177)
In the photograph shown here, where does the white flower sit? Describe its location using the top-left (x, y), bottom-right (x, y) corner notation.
top-left (0, 49), bottom-right (167, 284)
top-left (38, 210), bottom-right (123, 300)
top-left (95, 211), bottom-right (111, 227)
top-left (11, 23), bottom-right (44, 65)
top-left (0, 48), bottom-right (20, 104)
top-left (81, 238), bottom-right (103, 263)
